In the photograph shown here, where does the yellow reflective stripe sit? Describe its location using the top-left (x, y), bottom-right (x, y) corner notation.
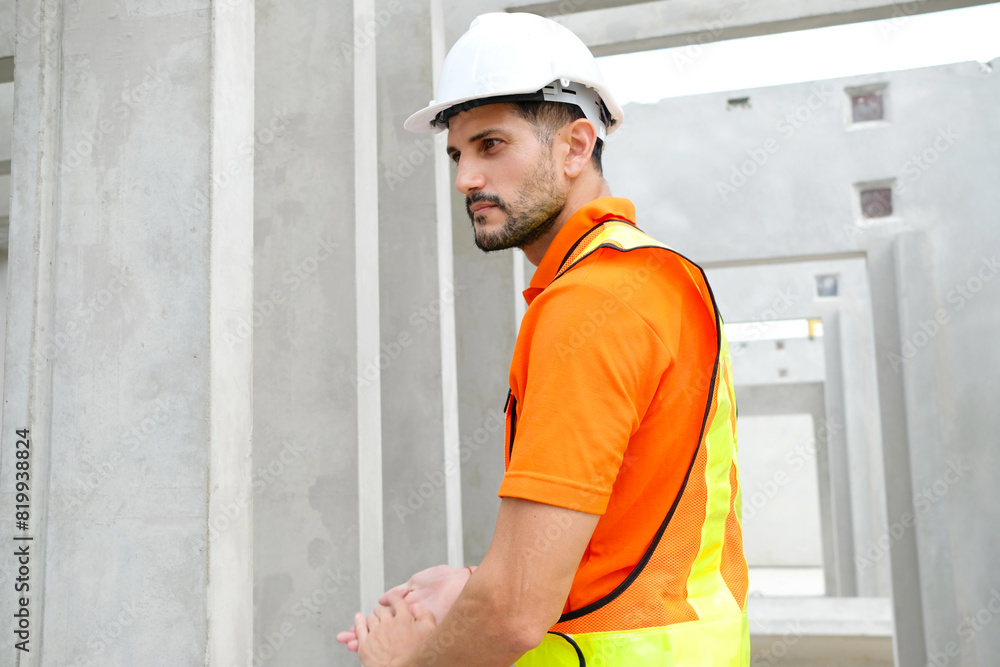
top-left (517, 613), bottom-right (751, 667)
top-left (557, 221), bottom-right (672, 279)
top-left (588, 221), bottom-right (671, 253)
top-left (685, 331), bottom-right (742, 621)
top-left (722, 335), bottom-right (744, 525)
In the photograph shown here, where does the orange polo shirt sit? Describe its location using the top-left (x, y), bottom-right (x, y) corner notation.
top-left (499, 197), bottom-right (719, 613)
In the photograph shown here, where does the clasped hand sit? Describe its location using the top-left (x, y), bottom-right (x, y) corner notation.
top-left (336, 564), bottom-right (474, 665)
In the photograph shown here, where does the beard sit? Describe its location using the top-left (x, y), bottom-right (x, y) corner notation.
top-left (466, 152), bottom-right (567, 253)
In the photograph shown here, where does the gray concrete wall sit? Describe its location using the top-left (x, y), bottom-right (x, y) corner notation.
top-left (452, 190), bottom-right (517, 566)
top-left (434, 1), bottom-right (523, 567)
top-left (375, 0), bottom-right (462, 585)
top-left (606, 59), bottom-right (1000, 667)
top-left (0, 0), bottom-right (14, 60)
top-left (252, 1), bottom-right (462, 665)
top-left (708, 258), bottom-right (889, 598)
top-left (251, 1), bottom-right (364, 665)
top-left (0, 0), bottom-right (254, 665)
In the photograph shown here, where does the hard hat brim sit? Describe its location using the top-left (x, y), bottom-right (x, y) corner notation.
top-left (404, 84), bottom-right (624, 136)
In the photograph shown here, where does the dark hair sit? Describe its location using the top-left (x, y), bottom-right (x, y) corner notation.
top-left (508, 101), bottom-right (604, 174)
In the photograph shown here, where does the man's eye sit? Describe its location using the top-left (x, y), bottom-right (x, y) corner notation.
top-left (450, 152), bottom-right (460, 164)
top-left (482, 138), bottom-right (500, 151)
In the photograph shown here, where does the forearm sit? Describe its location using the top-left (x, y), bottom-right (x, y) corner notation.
top-left (398, 566), bottom-right (540, 667)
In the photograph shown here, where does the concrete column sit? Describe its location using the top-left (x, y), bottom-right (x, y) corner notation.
top-left (375, 0), bottom-right (463, 585)
top-left (867, 238), bottom-right (927, 667)
top-left (452, 195), bottom-right (519, 565)
top-left (252, 0), bottom-right (460, 663)
top-left (892, 232), bottom-right (962, 662)
top-left (251, 1), bottom-right (367, 665)
top-left (0, 0), bottom-right (253, 665)
top-left (821, 312), bottom-right (858, 597)
top-left (0, 0), bottom-right (14, 60)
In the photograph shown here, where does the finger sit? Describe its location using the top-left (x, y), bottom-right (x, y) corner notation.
top-left (367, 611), bottom-right (380, 629)
top-left (384, 591), bottom-right (413, 621)
top-left (348, 638), bottom-right (359, 652)
top-left (336, 630), bottom-right (357, 643)
top-left (413, 606), bottom-right (437, 625)
top-left (354, 612), bottom-right (369, 643)
top-left (378, 583), bottom-right (409, 606)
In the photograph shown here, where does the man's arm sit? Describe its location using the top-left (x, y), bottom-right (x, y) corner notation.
top-left (356, 497), bottom-right (599, 667)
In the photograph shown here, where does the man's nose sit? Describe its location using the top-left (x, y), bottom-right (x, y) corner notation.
top-left (454, 157), bottom-right (485, 195)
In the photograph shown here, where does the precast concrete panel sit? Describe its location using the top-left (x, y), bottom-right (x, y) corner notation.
top-left (375, 0), bottom-right (458, 587)
top-left (451, 189), bottom-right (517, 566)
top-left (0, 0), bottom-right (254, 665)
top-left (252, 1), bottom-right (364, 665)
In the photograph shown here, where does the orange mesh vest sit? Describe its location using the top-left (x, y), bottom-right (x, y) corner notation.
top-left (513, 221), bottom-right (750, 667)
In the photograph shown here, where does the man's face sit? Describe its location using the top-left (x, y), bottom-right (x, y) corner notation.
top-left (446, 104), bottom-right (568, 252)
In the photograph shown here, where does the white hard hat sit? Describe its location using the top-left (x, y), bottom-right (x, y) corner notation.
top-left (404, 12), bottom-right (623, 139)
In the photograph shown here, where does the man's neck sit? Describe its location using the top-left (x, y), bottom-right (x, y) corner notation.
top-left (521, 177), bottom-right (613, 267)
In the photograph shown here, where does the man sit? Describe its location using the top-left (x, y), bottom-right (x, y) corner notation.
top-left (337, 12), bottom-right (749, 666)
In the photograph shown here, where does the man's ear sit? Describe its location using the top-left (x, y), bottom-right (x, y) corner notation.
top-left (560, 118), bottom-right (598, 178)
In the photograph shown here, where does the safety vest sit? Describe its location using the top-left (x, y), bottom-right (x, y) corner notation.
top-left (515, 220), bottom-right (750, 667)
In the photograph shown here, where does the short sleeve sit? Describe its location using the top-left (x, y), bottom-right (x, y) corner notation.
top-left (498, 279), bottom-right (675, 515)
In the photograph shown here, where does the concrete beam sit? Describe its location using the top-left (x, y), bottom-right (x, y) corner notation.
top-left (749, 596), bottom-right (893, 637)
top-left (551, 0), bottom-right (999, 56)
top-left (504, 0), bottom-right (654, 18)
top-left (749, 597), bottom-right (894, 665)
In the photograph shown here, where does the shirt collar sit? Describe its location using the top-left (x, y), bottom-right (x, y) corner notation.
top-left (522, 197), bottom-right (636, 306)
